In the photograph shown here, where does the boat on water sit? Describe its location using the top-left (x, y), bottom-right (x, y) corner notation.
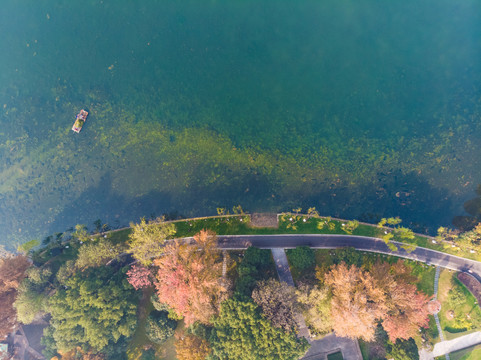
top-left (72, 109), bottom-right (88, 133)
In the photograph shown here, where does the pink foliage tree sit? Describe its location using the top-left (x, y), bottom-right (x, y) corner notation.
top-left (127, 264), bottom-right (152, 290)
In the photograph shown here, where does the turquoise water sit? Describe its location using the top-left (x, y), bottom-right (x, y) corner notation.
top-left (1, 0), bottom-right (481, 247)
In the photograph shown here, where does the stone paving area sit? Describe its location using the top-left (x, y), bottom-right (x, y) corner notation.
top-left (250, 213), bottom-right (279, 228)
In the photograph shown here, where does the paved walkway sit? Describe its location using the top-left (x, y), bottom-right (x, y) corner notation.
top-left (433, 267), bottom-right (447, 344)
top-left (419, 332), bottom-right (481, 360)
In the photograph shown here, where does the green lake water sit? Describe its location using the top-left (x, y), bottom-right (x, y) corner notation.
top-left (1, 0), bottom-right (480, 248)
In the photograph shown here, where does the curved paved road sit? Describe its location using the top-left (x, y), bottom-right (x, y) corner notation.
top-left (213, 234), bottom-right (481, 279)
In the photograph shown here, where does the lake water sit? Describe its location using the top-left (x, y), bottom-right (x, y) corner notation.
top-left (1, 0), bottom-right (480, 248)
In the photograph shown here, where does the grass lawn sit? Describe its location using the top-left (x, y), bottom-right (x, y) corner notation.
top-left (449, 344), bottom-right (481, 360)
top-left (408, 261), bottom-right (436, 297)
top-left (438, 270), bottom-right (481, 339)
top-left (358, 339), bottom-right (387, 360)
top-left (359, 341), bottom-right (369, 360)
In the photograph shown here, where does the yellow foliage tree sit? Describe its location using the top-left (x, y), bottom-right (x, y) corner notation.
top-left (175, 333), bottom-right (211, 360)
top-left (128, 217), bottom-right (176, 265)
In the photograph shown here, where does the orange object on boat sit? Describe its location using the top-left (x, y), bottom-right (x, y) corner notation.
top-left (72, 109), bottom-right (88, 133)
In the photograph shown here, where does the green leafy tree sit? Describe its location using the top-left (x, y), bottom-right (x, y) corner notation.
top-left (387, 217), bottom-right (402, 226)
top-left (235, 247), bottom-right (274, 296)
top-left (56, 260), bottom-right (76, 285)
top-left (296, 284), bottom-right (332, 336)
top-left (386, 338), bottom-right (419, 360)
top-left (128, 217), bottom-right (176, 265)
top-left (342, 220), bottom-right (359, 234)
top-left (307, 207), bottom-right (319, 218)
top-left (14, 282), bottom-right (47, 324)
top-left (210, 299), bottom-right (309, 360)
top-left (75, 239), bottom-right (126, 269)
top-left (456, 223), bottom-right (481, 252)
top-left (287, 246), bottom-right (315, 271)
top-left (41, 326), bottom-right (58, 359)
top-left (13, 264), bottom-right (52, 325)
top-left (46, 265), bottom-right (138, 354)
top-left (400, 243), bottom-right (417, 253)
top-left (145, 311), bottom-right (177, 344)
top-left (150, 293), bottom-right (182, 320)
top-left (72, 224), bottom-right (90, 243)
top-left (394, 226), bottom-right (415, 240)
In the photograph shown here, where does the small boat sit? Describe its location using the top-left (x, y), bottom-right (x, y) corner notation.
top-left (72, 109), bottom-right (88, 133)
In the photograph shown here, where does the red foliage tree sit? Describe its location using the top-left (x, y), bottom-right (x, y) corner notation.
top-left (372, 261), bottom-right (430, 341)
top-left (154, 230), bottom-right (231, 325)
top-left (0, 255), bottom-right (30, 291)
top-left (0, 255), bottom-right (31, 339)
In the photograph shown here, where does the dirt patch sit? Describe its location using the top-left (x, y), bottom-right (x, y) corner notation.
top-left (446, 310), bottom-right (454, 319)
top-left (457, 272), bottom-right (481, 306)
top-left (250, 213), bottom-right (279, 228)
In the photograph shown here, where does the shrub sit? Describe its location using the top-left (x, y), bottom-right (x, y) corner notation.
top-left (287, 246), bottom-right (315, 271)
top-left (145, 311), bottom-right (177, 344)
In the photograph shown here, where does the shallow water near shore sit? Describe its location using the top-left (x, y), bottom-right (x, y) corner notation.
top-left (1, 0), bottom-right (480, 247)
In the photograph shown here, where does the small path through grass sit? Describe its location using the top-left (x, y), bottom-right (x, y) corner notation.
top-left (434, 266), bottom-right (450, 359)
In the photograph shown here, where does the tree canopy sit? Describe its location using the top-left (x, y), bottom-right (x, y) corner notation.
top-left (252, 279), bottom-right (298, 332)
top-left (0, 254), bottom-right (30, 339)
top-left (372, 261), bottom-right (430, 341)
top-left (154, 230), bottom-right (230, 325)
top-left (75, 238), bottom-right (126, 269)
top-left (144, 311), bottom-right (177, 344)
top-left (45, 265), bottom-right (138, 354)
top-left (324, 261), bottom-right (429, 342)
top-left (175, 332), bottom-right (211, 360)
top-left (209, 299), bottom-right (309, 360)
top-left (386, 338), bottom-right (419, 360)
top-left (325, 262), bottom-right (386, 341)
top-left (296, 283), bottom-right (332, 336)
top-left (235, 246), bottom-right (274, 296)
top-left (128, 217), bottom-right (176, 266)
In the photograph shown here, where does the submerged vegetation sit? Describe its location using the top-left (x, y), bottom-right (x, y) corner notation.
top-left (1, 1), bottom-right (481, 247)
